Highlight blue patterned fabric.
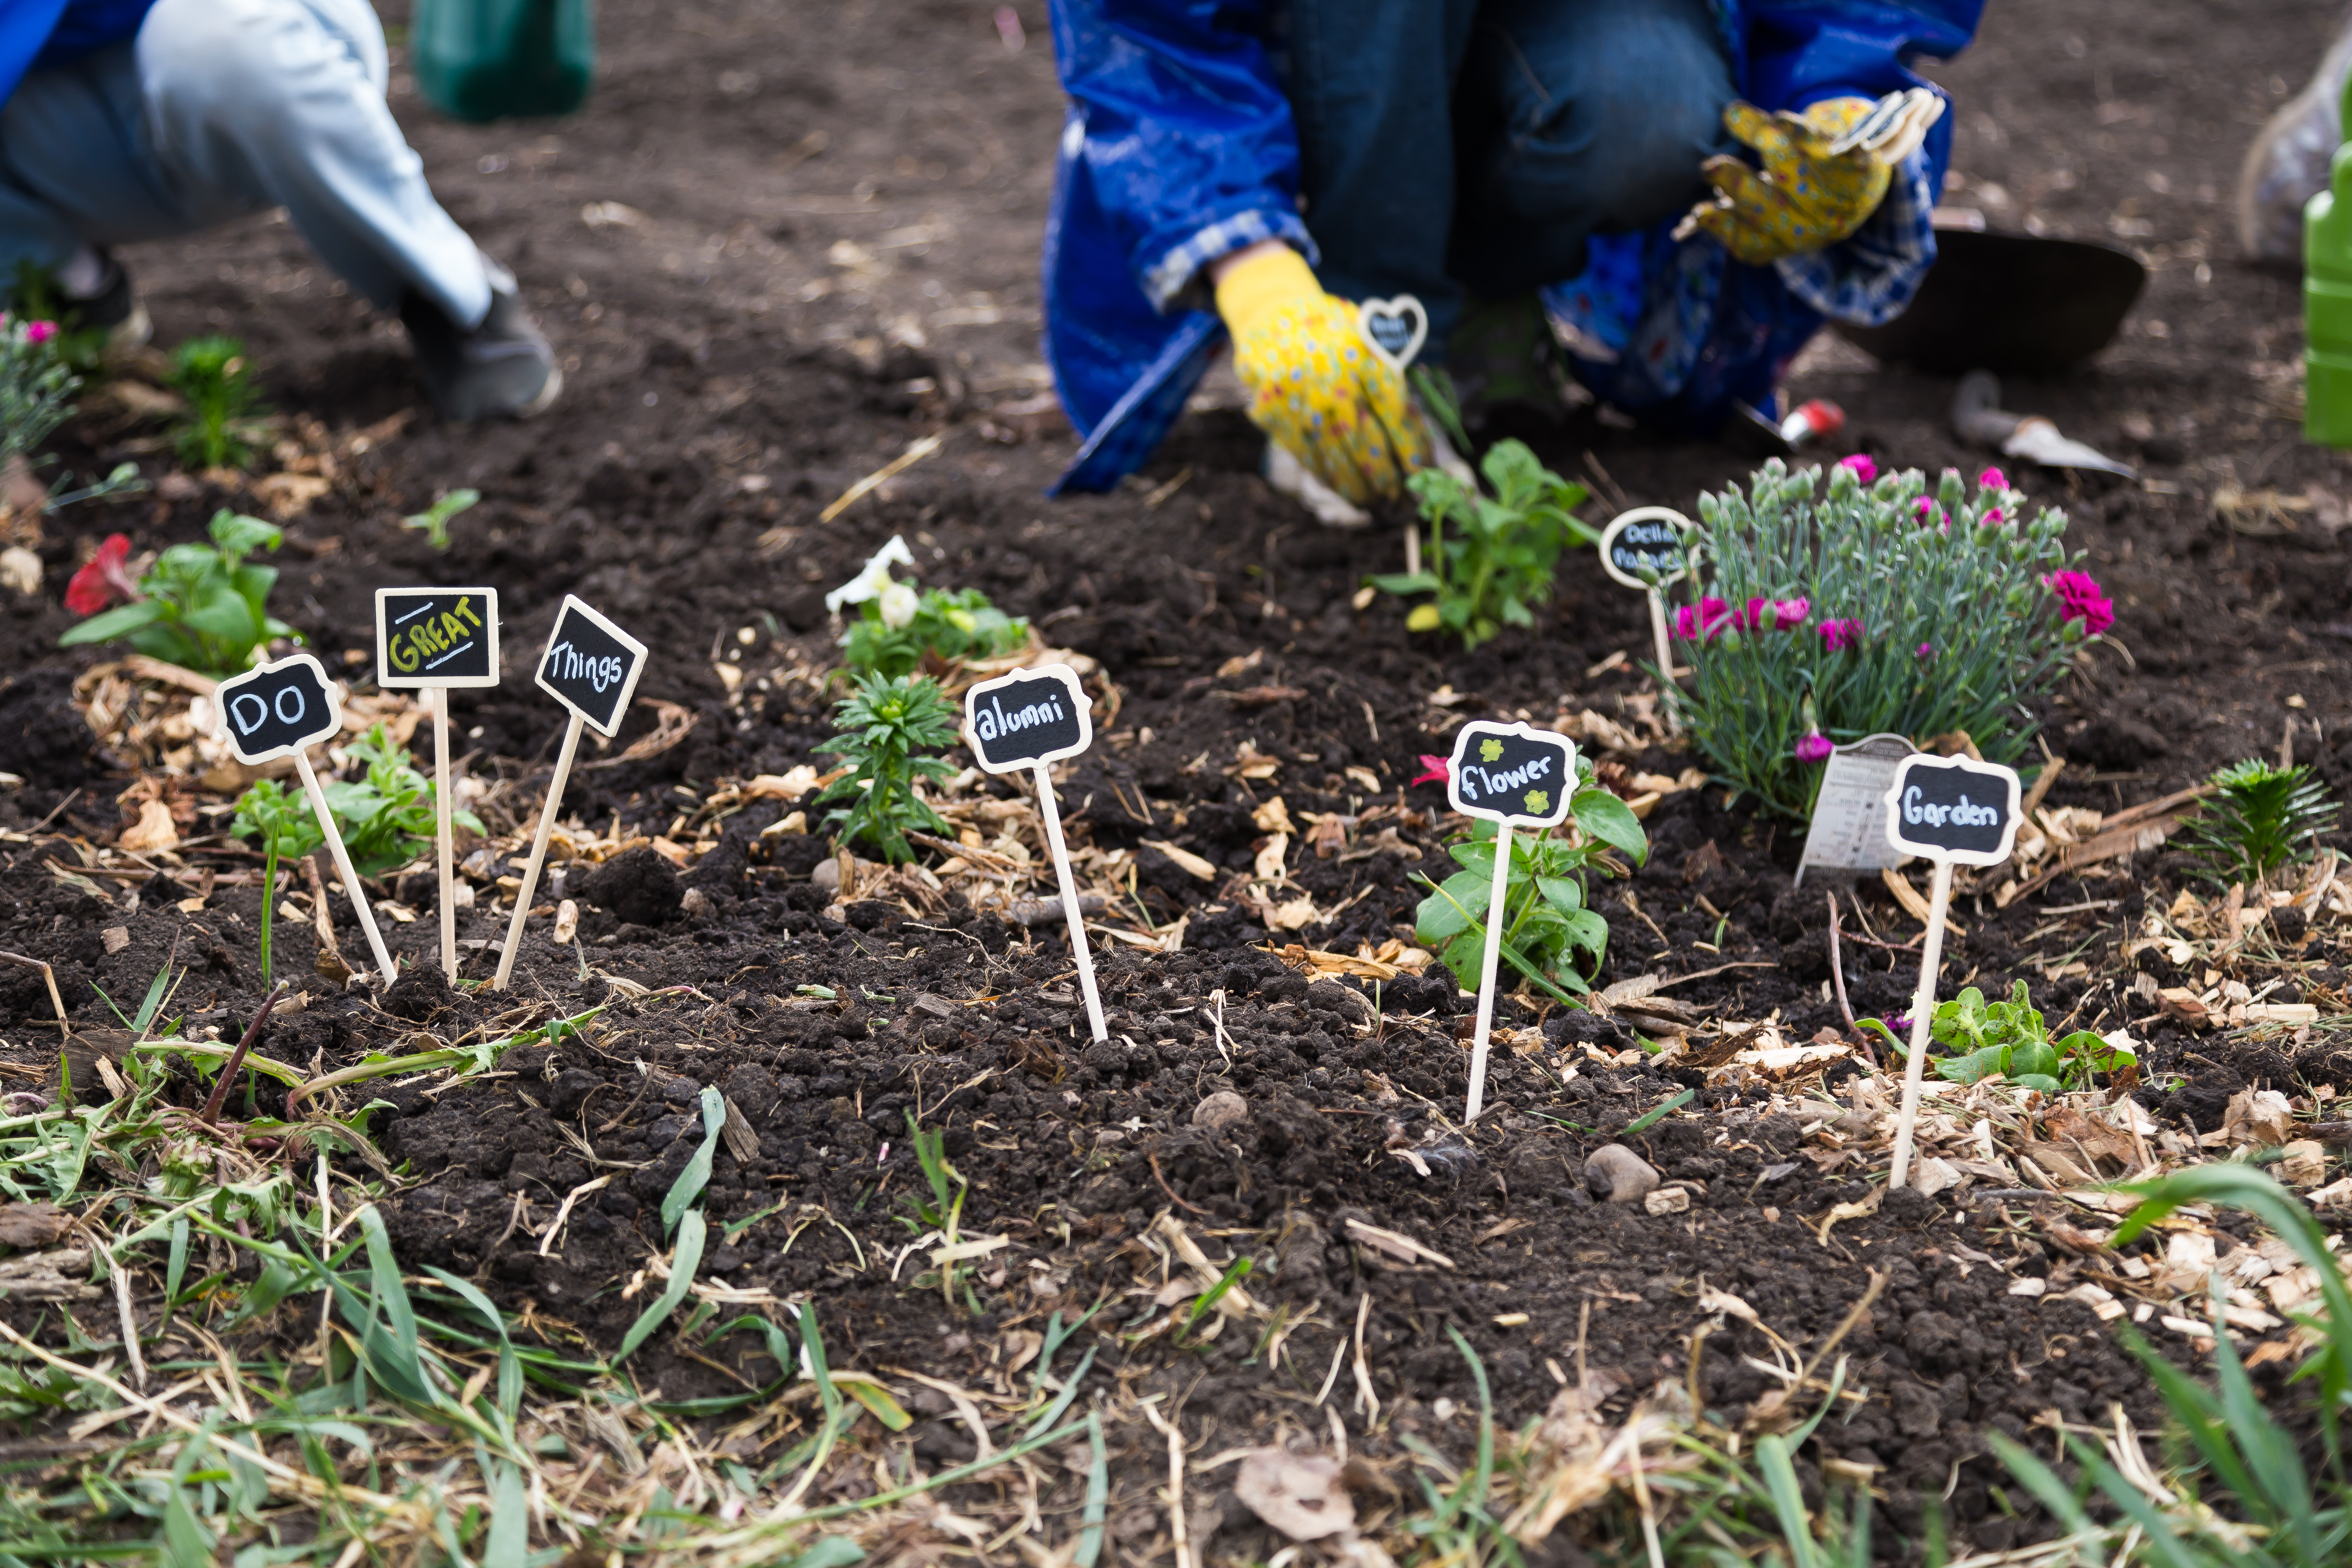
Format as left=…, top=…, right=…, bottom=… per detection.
left=1040, top=0, right=1981, bottom=489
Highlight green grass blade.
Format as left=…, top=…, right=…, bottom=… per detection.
left=2062, top=1437, right=2210, bottom=1568
left=1982, top=1432, right=2098, bottom=1537
left=661, top=1088, right=726, bottom=1236
left=1755, top=1435, right=1821, bottom=1568
left=131, top=963, right=173, bottom=1035
left=484, top=1461, right=526, bottom=1565
left=1622, top=1089, right=1696, bottom=1136
left=423, top=1267, right=524, bottom=1430
left=616, top=1210, right=706, bottom=1362
left=1023, top=1343, right=1096, bottom=1441
left=1074, top=1411, right=1108, bottom=1568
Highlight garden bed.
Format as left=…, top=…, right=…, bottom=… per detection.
left=0, top=0, right=2346, bottom=1561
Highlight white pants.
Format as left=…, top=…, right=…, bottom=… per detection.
left=0, top=0, right=490, bottom=325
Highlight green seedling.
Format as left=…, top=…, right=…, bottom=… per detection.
left=842, top=584, right=1027, bottom=680
left=1865, top=979, right=2132, bottom=1094
left=229, top=778, right=323, bottom=991
left=2180, top=756, right=2340, bottom=887
left=59, top=508, right=296, bottom=674
left=899, top=1110, right=976, bottom=1311
left=1369, top=438, right=1595, bottom=648
left=814, top=670, right=957, bottom=864
left=1396, top=1326, right=1517, bottom=1564
left=165, top=334, right=264, bottom=470
left=1175, top=1255, right=1251, bottom=1350
left=401, top=488, right=479, bottom=551
left=1413, top=757, right=1648, bottom=995
left=320, top=722, right=484, bottom=876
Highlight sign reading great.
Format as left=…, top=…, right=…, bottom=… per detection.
left=962, top=665, right=1092, bottom=773
left=534, top=595, right=647, bottom=737
left=376, top=588, right=499, bottom=688
left=214, top=653, right=342, bottom=766
left=1446, top=721, right=1576, bottom=829
left=1883, top=753, right=2021, bottom=866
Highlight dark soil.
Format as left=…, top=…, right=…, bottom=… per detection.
left=0, top=0, right=2347, bottom=1559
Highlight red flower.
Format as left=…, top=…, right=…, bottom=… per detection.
left=64, top=534, right=140, bottom=617
left=1410, top=754, right=1450, bottom=787
left=2046, top=569, right=2114, bottom=637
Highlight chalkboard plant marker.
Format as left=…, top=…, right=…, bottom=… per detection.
left=1444, top=720, right=1578, bottom=1121
left=498, top=595, right=648, bottom=992
left=1596, top=507, right=1695, bottom=734
left=212, top=653, right=399, bottom=987
left=1880, top=752, right=2021, bottom=1188
left=962, top=665, right=1106, bottom=1042
left=374, top=587, right=500, bottom=984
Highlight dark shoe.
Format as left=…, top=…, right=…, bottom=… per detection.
left=15, top=250, right=149, bottom=356
left=399, top=266, right=560, bottom=421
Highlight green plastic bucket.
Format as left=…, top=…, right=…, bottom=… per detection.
left=413, top=0, right=594, bottom=122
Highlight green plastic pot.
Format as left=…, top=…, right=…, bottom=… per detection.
left=412, top=0, right=594, bottom=122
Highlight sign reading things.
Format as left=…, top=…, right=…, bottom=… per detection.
left=376, top=587, right=499, bottom=688
left=534, top=595, right=647, bottom=738
left=1883, top=753, right=2021, bottom=866
left=1447, top=721, right=1576, bottom=829
left=963, top=665, right=1091, bottom=774
left=1598, top=507, right=1693, bottom=589
left=215, top=653, right=342, bottom=766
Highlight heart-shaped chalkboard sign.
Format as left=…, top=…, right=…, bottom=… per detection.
left=1357, top=294, right=1428, bottom=374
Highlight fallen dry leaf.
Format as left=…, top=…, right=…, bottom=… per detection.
left=1234, top=1449, right=1355, bottom=1543
left=0, top=1203, right=70, bottom=1250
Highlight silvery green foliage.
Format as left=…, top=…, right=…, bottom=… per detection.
left=0, top=317, right=76, bottom=467
left=1677, top=459, right=2089, bottom=818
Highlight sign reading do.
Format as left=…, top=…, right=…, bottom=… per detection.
left=214, top=653, right=342, bottom=766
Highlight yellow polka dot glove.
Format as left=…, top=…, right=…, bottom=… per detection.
left=1679, top=89, right=1945, bottom=266
left=1215, top=245, right=1430, bottom=505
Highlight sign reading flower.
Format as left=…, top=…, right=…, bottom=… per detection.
left=1446, top=721, right=1576, bottom=830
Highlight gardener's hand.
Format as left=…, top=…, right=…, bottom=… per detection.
left=1678, top=88, right=1945, bottom=266
left=1213, top=242, right=1429, bottom=505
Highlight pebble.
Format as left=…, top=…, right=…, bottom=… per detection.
left=1583, top=1143, right=1660, bottom=1204
left=1191, top=1090, right=1250, bottom=1131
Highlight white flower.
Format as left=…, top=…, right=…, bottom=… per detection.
left=878, top=579, right=919, bottom=629
left=824, top=534, right=917, bottom=614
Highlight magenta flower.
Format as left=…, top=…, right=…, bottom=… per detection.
left=1838, top=453, right=1877, bottom=484
left=2045, top=569, right=2114, bottom=636
left=1410, top=754, right=1450, bottom=787
left=1771, top=597, right=1810, bottom=627
left=1676, top=597, right=1736, bottom=641
left=1795, top=731, right=1834, bottom=764
left=1978, top=466, right=2009, bottom=490
left=1916, top=642, right=1934, bottom=660
left=23, top=321, right=56, bottom=345
left=1981, top=507, right=2005, bottom=526
left=1914, top=496, right=1945, bottom=529
left=1819, top=617, right=1862, bottom=652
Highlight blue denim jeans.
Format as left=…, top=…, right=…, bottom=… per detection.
left=0, top=0, right=491, bottom=325
left=1283, top=0, right=1736, bottom=354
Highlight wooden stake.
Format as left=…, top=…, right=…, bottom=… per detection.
left=495, top=713, right=582, bottom=992
left=1887, top=858, right=1955, bottom=1189
left=292, top=750, right=398, bottom=987
left=433, top=688, right=457, bottom=984
left=1464, top=820, right=1514, bottom=1122
left=1645, top=588, right=1681, bottom=735
left=1404, top=522, right=1422, bottom=579
left=1032, top=761, right=1107, bottom=1043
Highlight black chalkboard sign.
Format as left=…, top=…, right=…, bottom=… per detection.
left=533, top=595, right=647, bottom=738
left=215, top=653, right=342, bottom=766
left=1446, top=721, right=1576, bottom=828
left=1598, top=508, right=1693, bottom=589
left=963, top=665, right=1092, bottom=774
left=1882, top=753, right=2021, bottom=866
left=376, top=587, right=500, bottom=688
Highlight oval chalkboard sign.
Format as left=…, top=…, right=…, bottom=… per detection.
left=1597, top=507, right=1694, bottom=590
left=963, top=665, right=1092, bottom=774
left=376, top=587, right=499, bottom=689
left=534, top=594, right=648, bottom=738
left=1882, top=753, right=2021, bottom=866
left=215, top=653, right=343, bottom=766
left=1446, top=721, right=1577, bottom=828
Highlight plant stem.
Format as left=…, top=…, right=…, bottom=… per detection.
left=259, top=845, right=276, bottom=990
left=201, top=982, right=285, bottom=1125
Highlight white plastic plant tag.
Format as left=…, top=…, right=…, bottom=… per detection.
left=964, top=665, right=1107, bottom=1043
left=1357, top=294, right=1428, bottom=374
left=1794, top=733, right=1917, bottom=883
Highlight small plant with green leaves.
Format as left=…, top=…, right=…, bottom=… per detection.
left=1865, top=978, right=2132, bottom=1094
left=2179, top=756, right=2339, bottom=887
left=57, top=508, right=295, bottom=674
left=0, top=308, right=138, bottom=511
left=899, top=1111, right=977, bottom=1310
left=814, top=670, right=957, bottom=864
left=1677, top=457, right=2098, bottom=818
left=320, top=723, right=484, bottom=877
left=230, top=778, right=323, bottom=990
left=1412, top=754, right=1648, bottom=997
left=165, top=334, right=265, bottom=470
left=401, top=488, right=479, bottom=551
left=827, top=534, right=1029, bottom=678
left=1369, top=438, right=1595, bottom=648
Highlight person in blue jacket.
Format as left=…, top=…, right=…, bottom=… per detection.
left=1041, top=0, right=1983, bottom=502
left=0, top=0, right=558, bottom=420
